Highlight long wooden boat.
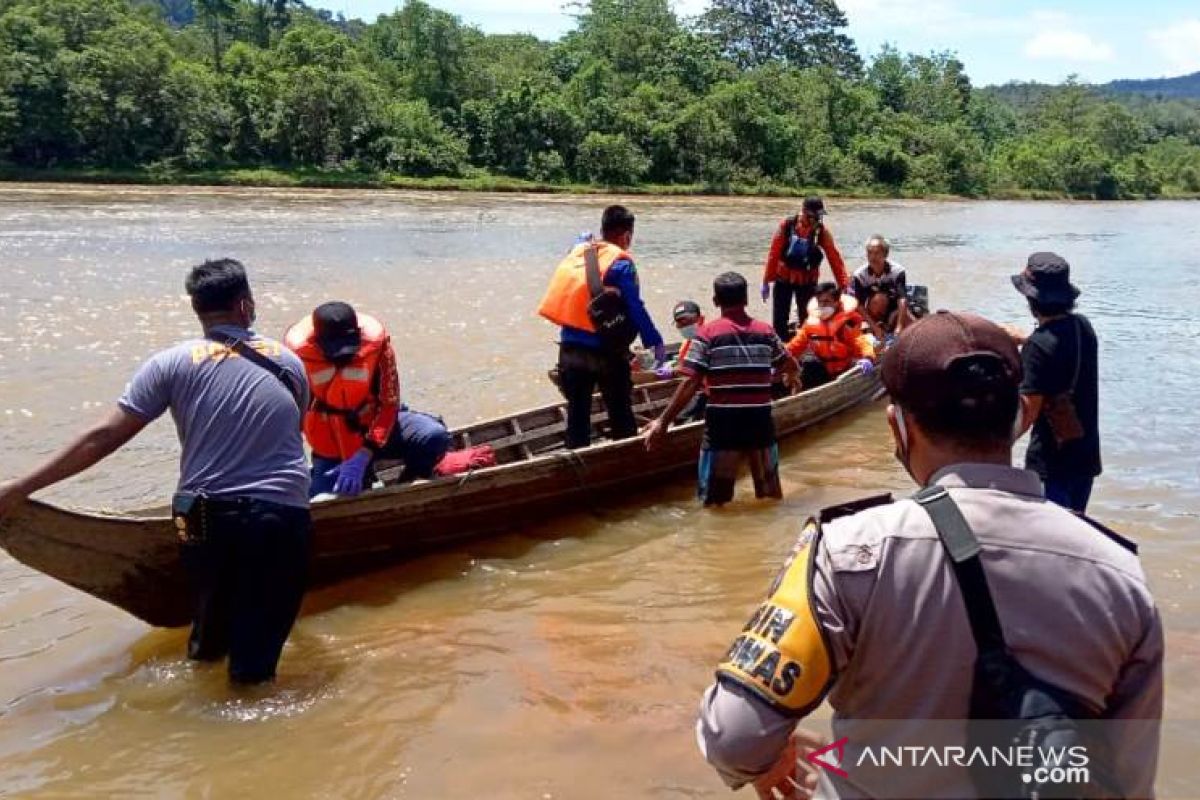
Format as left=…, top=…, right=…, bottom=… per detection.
left=0, top=367, right=882, bottom=628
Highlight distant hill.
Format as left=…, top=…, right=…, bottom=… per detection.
left=1105, top=72, right=1200, bottom=99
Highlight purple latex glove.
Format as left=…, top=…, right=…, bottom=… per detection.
left=652, top=344, right=667, bottom=365
left=327, top=448, right=372, bottom=496
left=857, top=358, right=876, bottom=376
left=654, top=364, right=675, bottom=380
left=761, top=283, right=771, bottom=302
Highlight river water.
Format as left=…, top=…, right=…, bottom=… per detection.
left=0, top=185, right=1196, bottom=797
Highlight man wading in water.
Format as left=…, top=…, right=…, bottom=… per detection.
left=0, top=259, right=312, bottom=684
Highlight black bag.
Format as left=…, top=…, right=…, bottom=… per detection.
left=1042, top=317, right=1086, bottom=447
left=781, top=215, right=824, bottom=272
left=914, top=486, right=1118, bottom=799
left=584, top=244, right=638, bottom=352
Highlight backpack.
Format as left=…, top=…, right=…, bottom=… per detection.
left=584, top=244, right=638, bottom=353
left=913, top=486, right=1120, bottom=799
left=781, top=215, right=825, bottom=272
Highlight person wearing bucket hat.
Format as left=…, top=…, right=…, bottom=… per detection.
left=696, top=311, right=1161, bottom=800
left=760, top=196, right=850, bottom=342
left=1008, top=252, right=1101, bottom=513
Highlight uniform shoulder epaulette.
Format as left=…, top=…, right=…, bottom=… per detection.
left=818, top=493, right=894, bottom=524
left=1076, top=513, right=1138, bottom=555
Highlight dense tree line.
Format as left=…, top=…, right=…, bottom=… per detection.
left=2, top=0, right=1199, bottom=198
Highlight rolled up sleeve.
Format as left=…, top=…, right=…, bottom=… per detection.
left=697, top=680, right=797, bottom=789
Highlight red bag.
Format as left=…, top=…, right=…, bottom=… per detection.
left=433, top=445, right=497, bottom=476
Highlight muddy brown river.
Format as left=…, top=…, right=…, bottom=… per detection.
left=0, top=185, right=1197, bottom=797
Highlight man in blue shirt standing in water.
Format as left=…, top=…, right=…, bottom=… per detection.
left=0, top=259, right=311, bottom=684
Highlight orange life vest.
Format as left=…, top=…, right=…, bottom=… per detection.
left=799, top=309, right=864, bottom=376
left=537, top=241, right=631, bottom=332
left=284, top=312, right=390, bottom=460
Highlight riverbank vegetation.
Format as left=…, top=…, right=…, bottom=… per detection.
left=2, top=0, right=1200, bottom=200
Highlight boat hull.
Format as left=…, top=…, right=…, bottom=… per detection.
left=0, top=368, right=881, bottom=627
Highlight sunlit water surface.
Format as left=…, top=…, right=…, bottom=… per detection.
left=0, top=185, right=1197, bottom=797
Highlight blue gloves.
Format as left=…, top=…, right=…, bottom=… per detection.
left=652, top=343, right=667, bottom=365
left=761, top=283, right=771, bottom=302
left=857, top=359, right=876, bottom=376
left=654, top=364, right=675, bottom=380
left=327, top=448, right=372, bottom=496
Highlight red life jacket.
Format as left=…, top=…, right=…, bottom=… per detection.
left=284, top=312, right=390, bottom=460
left=799, top=310, right=863, bottom=376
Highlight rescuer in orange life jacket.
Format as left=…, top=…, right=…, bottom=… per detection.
left=785, top=281, right=876, bottom=389
left=538, top=205, right=666, bottom=449
left=285, top=302, right=452, bottom=496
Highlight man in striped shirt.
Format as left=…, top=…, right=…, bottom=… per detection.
left=643, top=272, right=798, bottom=506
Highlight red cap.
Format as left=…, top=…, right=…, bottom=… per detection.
left=882, top=311, right=1022, bottom=412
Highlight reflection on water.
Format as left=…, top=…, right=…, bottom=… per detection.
left=0, top=185, right=1197, bottom=797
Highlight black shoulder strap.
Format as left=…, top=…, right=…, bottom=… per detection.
left=913, top=485, right=1007, bottom=654
left=214, top=334, right=304, bottom=411
left=1076, top=513, right=1138, bottom=555
left=783, top=215, right=797, bottom=237
left=583, top=243, right=605, bottom=299
left=819, top=493, right=893, bottom=524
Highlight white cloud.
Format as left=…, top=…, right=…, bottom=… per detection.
left=1148, top=19, right=1200, bottom=75
left=1024, top=30, right=1115, bottom=62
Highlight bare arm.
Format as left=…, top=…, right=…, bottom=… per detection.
left=0, top=408, right=148, bottom=517
left=1017, top=393, right=1044, bottom=437
left=643, top=373, right=703, bottom=451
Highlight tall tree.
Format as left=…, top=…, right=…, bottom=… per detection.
left=251, top=0, right=294, bottom=48
left=701, top=0, right=861, bottom=76
left=195, top=0, right=236, bottom=73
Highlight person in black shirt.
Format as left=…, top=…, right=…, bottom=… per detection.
left=1008, top=252, right=1101, bottom=512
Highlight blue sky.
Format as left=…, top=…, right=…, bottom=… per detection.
left=326, top=0, right=1200, bottom=86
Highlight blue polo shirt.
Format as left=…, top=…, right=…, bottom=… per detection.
left=118, top=324, right=311, bottom=508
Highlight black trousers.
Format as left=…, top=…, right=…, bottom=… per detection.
left=557, top=343, right=636, bottom=449
left=800, top=355, right=833, bottom=389
left=772, top=280, right=815, bottom=341
left=179, top=498, right=311, bottom=684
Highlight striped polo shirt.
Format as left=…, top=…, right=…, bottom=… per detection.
left=680, top=310, right=788, bottom=450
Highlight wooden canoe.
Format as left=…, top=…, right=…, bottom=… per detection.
left=0, top=367, right=882, bottom=628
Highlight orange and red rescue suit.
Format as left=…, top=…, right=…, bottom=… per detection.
left=785, top=299, right=875, bottom=377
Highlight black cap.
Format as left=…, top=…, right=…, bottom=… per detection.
left=313, top=302, right=361, bottom=361
left=802, top=196, right=826, bottom=217
left=882, top=311, right=1022, bottom=414
left=672, top=300, right=702, bottom=322
left=1011, top=252, right=1080, bottom=305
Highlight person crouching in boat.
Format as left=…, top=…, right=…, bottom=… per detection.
left=785, top=282, right=876, bottom=389
left=284, top=302, right=451, bottom=496
left=852, top=234, right=912, bottom=343
left=0, top=259, right=312, bottom=685
left=659, top=300, right=707, bottom=422
left=643, top=273, right=798, bottom=506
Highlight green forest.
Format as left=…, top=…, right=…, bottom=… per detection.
left=2, top=0, right=1200, bottom=198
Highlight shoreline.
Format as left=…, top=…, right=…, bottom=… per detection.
left=4, top=167, right=1197, bottom=202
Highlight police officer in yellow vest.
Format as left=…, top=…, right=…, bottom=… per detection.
left=538, top=205, right=665, bottom=448
left=697, top=312, right=1162, bottom=799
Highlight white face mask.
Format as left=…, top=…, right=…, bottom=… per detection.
left=679, top=323, right=699, bottom=340
left=818, top=305, right=836, bottom=321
